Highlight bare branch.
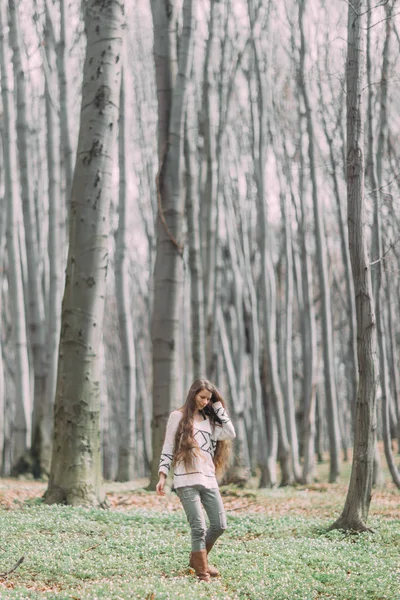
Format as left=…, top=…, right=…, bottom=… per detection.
left=364, top=10, right=400, bottom=28
left=370, top=238, right=400, bottom=266
left=366, top=171, right=400, bottom=194
left=81, top=543, right=102, bottom=554
left=0, top=556, right=25, bottom=578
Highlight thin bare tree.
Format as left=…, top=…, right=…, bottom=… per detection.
left=115, top=66, right=137, bottom=482
left=0, top=0, right=31, bottom=467
left=331, top=0, right=379, bottom=531
left=299, top=0, right=341, bottom=482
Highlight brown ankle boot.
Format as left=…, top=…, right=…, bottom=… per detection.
left=205, top=541, right=220, bottom=577
left=190, top=550, right=219, bottom=577
left=189, top=550, right=211, bottom=582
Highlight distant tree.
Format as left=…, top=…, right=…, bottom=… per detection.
left=299, top=0, right=341, bottom=483
left=331, top=0, right=378, bottom=531
left=0, top=0, right=31, bottom=468
left=115, top=66, right=137, bottom=482
left=184, top=83, right=206, bottom=378
left=149, top=0, right=194, bottom=489
left=45, top=0, right=125, bottom=506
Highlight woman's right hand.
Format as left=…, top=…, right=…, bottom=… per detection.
left=156, top=474, right=167, bottom=496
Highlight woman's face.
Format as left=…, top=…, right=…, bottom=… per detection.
left=194, top=388, right=212, bottom=412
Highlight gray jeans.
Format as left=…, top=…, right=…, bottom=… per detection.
left=176, top=485, right=227, bottom=552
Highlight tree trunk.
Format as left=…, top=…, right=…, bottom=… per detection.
left=386, top=276, right=400, bottom=452
left=241, top=182, right=271, bottom=486
left=115, top=67, right=137, bottom=482
left=330, top=0, right=379, bottom=531
left=149, top=0, right=194, bottom=489
left=39, top=7, right=64, bottom=480
left=115, top=71, right=136, bottom=481
left=45, top=0, right=124, bottom=506
left=278, top=149, right=301, bottom=482
left=372, top=0, right=400, bottom=488
left=366, top=8, right=386, bottom=488
left=184, top=85, right=206, bottom=378
left=58, top=0, right=74, bottom=204
left=217, top=304, right=251, bottom=484
left=249, top=1, right=293, bottom=486
left=0, top=0, right=31, bottom=467
left=293, top=124, right=318, bottom=483
left=201, top=0, right=223, bottom=365
left=319, top=86, right=358, bottom=429
left=299, top=0, right=341, bottom=483
left=0, top=202, right=5, bottom=472
left=25, top=2, right=64, bottom=477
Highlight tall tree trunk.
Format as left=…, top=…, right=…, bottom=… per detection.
left=223, top=191, right=251, bottom=484
left=0, top=0, right=31, bottom=467
left=149, top=0, right=194, bottom=489
left=278, top=149, right=301, bottom=482
left=386, top=276, right=400, bottom=452
left=370, top=0, right=400, bottom=488
left=184, top=85, right=206, bottom=378
left=295, top=111, right=318, bottom=483
left=115, top=67, right=136, bottom=482
left=0, top=206, right=5, bottom=474
left=40, top=6, right=64, bottom=479
left=201, top=0, right=223, bottom=365
left=45, top=0, right=124, bottom=506
left=10, top=0, right=50, bottom=477
left=366, top=9, right=386, bottom=488
left=249, top=0, right=293, bottom=485
left=331, top=0, right=378, bottom=530
left=319, top=86, right=358, bottom=428
left=58, top=0, right=74, bottom=204
left=241, top=182, right=270, bottom=486
left=299, top=0, right=341, bottom=482
left=217, top=304, right=251, bottom=483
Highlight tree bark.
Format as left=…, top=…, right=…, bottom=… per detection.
left=366, top=8, right=386, bottom=488
left=299, top=0, right=341, bottom=483
left=0, top=0, right=31, bottom=467
left=115, top=67, right=137, bottom=482
left=45, top=0, right=125, bottom=506
left=278, top=145, right=301, bottom=482
left=38, top=6, right=65, bottom=480
left=201, top=0, right=223, bottom=366
left=318, top=83, right=358, bottom=429
left=248, top=0, right=293, bottom=486
left=330, top=0, right=379, bottom=531
left=58, top=0, right=74, bottom=204
left=149, top=0, right=194, bottom=489
left=0, top=202, right=5, bottom=472
left=184, top=85, right=206, bottom=378
left=370, top=0, right=400, bottom=488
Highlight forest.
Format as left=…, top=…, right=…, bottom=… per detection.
left=0, top=0, right=399, bottom=520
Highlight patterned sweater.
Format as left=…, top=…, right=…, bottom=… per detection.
left=158, top=402, right=236, bottom=489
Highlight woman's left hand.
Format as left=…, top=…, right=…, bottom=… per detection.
left=156, top=474, right=166, bottom=496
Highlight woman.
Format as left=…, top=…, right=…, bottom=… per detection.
left=156, top=379, right=236, bottom=582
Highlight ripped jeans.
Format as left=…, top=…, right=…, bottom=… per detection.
left=176, top=485, right=227, bottom=552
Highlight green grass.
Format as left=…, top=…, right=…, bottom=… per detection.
left=0, top=503, right=399, bottom=599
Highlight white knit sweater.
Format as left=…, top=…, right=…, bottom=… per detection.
left=158, top=402, right=236, bottom=489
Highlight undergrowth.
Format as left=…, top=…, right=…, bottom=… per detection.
left=0, top=502, right=399, bottom=599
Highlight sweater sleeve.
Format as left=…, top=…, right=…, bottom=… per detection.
left=158, top=411, right=182, bottom=476
left=211, top=402, right=236, bottom=441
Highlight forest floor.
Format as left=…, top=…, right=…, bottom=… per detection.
left=0, top=459, right=399, bottom=599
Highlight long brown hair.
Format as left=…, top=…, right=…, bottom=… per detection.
left=173, top=379, right=232, bottom=478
